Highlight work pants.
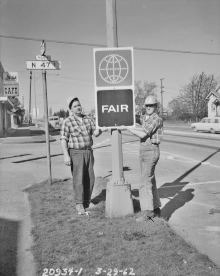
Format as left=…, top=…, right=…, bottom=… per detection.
left=139, top=147, right=161, bottom=211
left=69, top=149, right=95, bottom=205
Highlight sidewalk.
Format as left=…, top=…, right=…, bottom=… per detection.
left=0, top=124, right=57, bottom=144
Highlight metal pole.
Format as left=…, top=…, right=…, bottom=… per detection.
left=160, top=78, right=164, bottom=117
left=106, top=0, right=124, bottom=184
left=34, top=76, right=38, bottom=127
left=105, top=0, right=134, bottom=218
left=29, top=71, right=32, bottom=124
left=42, top=70, right=52, bottom=185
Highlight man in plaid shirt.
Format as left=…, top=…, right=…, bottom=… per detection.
left=60, top=97, right=107, bottom=215
left=122, top=95, right=163, bottom=221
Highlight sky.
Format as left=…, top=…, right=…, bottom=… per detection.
left=0, top=0, right=220, bottom=117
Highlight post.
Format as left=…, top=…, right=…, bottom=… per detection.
left=42, top=70, right=52, bottom=185
left=105, top=0, right=134, bottom=217
left=29, top=71, right=32, bottom=124
left=106, top=0, right=123, bottom=183
left=160, top=78, right=164, bottom=117
left=34, top=75, right=38, bottom=127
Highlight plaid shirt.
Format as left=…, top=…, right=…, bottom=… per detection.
left=141, top=113, right=163, bottom=144
left=60, top=114, right=96, bottom=149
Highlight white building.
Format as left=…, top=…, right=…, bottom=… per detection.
left=205, top=88, right=220, bottom=118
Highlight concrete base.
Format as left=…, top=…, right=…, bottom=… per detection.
left=105, top=181, right=134, bottom=218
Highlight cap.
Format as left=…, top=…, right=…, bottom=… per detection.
left=67, top=97, right=79, bottom=109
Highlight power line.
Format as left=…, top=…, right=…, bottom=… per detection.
left=1, top=34, right=220, bottom=56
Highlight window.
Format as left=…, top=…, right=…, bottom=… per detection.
left=211, top=103, right=215, bottom=112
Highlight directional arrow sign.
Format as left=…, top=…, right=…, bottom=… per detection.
left=26, top=61, right=61, bottom=70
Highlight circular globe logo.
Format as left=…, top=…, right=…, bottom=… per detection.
left=99, top=54, right=129, bottom=84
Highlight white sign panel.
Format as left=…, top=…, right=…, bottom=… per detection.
left=36, top=55, right=51, bottom=61
left=93, top=47, right=135, bottom=128
left=3, top=72, right=19, bottom=96
left=26, top=61, right=61, bottom=70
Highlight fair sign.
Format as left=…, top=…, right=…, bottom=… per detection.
left=93, top=47, right=135, bottom=128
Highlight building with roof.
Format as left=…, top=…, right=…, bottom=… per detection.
left=0, top=62, right=14, bottom=137
left=205, top=87, right=220, bottom=118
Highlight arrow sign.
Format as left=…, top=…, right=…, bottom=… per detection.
left=26, top=61, right=61, bottom=70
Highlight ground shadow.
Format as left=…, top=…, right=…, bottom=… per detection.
left=131, top=189, right=141, bottom=213
left=159, top=149, right=220, bottom=221
left=91, top=189, right=106, bottom=205
left=0, top=218, right=20, bottom=276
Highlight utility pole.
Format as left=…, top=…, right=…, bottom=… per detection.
left=160, top=78, right=164, bottom=118
left=29, top=71, right=32, bottom=124
left=34, top=75, right=38, bottom=127
left=42, top=69, right=52, bottom=186
left=105, top=0, right=134, bottom=218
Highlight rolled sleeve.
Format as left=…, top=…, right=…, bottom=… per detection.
left=90, top=118, right=97, bottom=135
left=60, top=120, right=70, bottom=141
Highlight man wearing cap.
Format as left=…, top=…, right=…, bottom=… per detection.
left=60, top=97, right=107, bottom=215
left=121, top=95, right=163, bottom=221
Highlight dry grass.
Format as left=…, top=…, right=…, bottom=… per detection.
left=24, top=178, right=220, bottom=276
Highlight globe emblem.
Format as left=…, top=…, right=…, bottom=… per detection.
left=99, top=54, right=129, bottom=84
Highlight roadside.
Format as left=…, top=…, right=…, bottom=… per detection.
left=0, top=123, right=56, bottom=144
left=0, top=123, right=220, bottom=275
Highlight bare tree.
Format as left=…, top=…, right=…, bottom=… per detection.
left=168, top=72, right=219, bottom=121
left=135, top=80, right=158, bottom=114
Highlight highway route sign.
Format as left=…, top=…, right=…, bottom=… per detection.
left=26, top=60, right=61, bottom=70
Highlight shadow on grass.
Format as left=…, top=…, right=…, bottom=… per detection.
left=0, top=218, right=20, bottom=276
left=159, top=149, right=220, bottom=221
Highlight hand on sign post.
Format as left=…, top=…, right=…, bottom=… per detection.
left=117, top=125, right=127, bottom=131
left=101, top=127, right=108, bottom=132
left=64, top=155, right=71, bottom=166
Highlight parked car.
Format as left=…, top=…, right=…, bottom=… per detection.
left=48, top=116, right=61, bottom=130
left=191, top=117, right=220, bottom=134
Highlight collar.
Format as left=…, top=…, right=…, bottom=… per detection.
left=143, top=112, right=158, bottom=122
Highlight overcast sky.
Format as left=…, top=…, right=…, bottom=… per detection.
left=1, top=0, right=220, bottom=116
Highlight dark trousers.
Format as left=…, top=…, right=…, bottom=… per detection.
left=69, top=149, right=95, bottom=204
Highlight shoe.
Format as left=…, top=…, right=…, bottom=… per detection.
left=75, top=204, right=91, bottom=216
left=75, top=203, right=85, bottom=214
left=83, top=201, right=90, bottom=209
left=154, top=207, right=161, bottom=217
left=136, top=210, right=154, bottom=222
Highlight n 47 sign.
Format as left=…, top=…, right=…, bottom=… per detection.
left=26, top=60, right=61, bottom=70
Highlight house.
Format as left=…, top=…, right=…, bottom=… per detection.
left=163, top=108, right=173, bottom=116
left=205, top=87, right=220, bottom=117
left=0, top=62, right=14, bottom=137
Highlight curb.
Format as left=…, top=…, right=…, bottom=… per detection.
left=0, top=136, right=57, bottom=144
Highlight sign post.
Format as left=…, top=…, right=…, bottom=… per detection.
left=93, top=0, right=135, bottom=217
left=26, top=40, right=61, bottom=185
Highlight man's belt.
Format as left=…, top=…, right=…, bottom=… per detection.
left=70, top=147, right=91, bottom=150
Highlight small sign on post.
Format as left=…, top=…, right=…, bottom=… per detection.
left=93, top=47, right=135, bottom=128
left=26, top=40, right=61, bottom=185
left=3, top=72, right=19, bottom=96
left=94, top=46, right=135, bottom=217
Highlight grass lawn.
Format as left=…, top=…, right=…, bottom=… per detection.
left=24, top=178, right=220, bottom=276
